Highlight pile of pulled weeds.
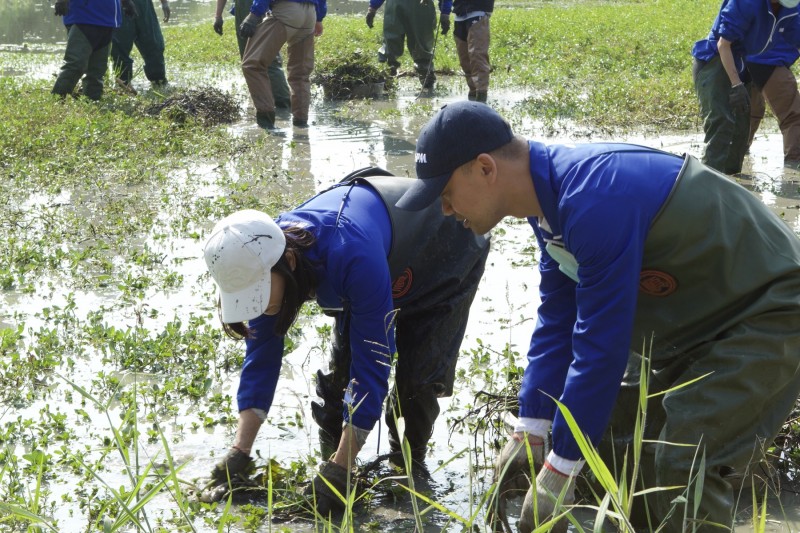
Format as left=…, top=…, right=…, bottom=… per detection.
left=313, top=51, right=388, bottom=100
left=145, top=87, right=240, bottom=125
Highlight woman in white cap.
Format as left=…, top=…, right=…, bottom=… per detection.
left=201, top=167, right=490, bottom=513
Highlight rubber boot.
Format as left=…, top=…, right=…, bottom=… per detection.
left=256, top=110, right=275, bottom=130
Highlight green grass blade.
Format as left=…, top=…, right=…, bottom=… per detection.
left=0, top=503, right=59, bottom=532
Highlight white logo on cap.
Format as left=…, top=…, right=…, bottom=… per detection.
left=415, top=152, right=427, bottom=163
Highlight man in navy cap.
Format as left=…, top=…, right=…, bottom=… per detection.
left=398, top=101, right=800, bottom=532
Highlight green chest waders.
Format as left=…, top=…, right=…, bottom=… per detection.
left=633, top=155, right=800, bottom=361
left=604, top=156, right=800, bottom=530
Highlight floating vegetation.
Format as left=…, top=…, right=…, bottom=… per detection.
left=144, top=87, right=240, bottom=125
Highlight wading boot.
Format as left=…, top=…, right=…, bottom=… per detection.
left=419, top=71, right=436, bottom=89
left=475, top=90, right=487, bottom=103
left=256, top=110, right=275, bottom=130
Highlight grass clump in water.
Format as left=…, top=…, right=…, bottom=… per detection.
left=144, top=87, right=241, bottom=126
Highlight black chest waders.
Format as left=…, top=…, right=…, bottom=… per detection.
left=331, top=168, right=490, bottom=304
left=312, top=168, right=491, bottom=463
left=601, top=155, right=800, bottom=530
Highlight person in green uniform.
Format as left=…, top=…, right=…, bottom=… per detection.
left=365, top=0, right=451, bottom=88
left=111, top=0, right=171, bottom=89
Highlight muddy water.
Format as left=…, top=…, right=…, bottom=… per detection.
left=3, top=3, right=800, bottom=532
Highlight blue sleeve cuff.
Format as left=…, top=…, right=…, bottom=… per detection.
left=236, top=314, right=284, bottom=413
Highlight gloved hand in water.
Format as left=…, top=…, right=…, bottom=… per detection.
left=494, top=434, right=544, bottom=496
left=307, top=461, right=357, bottom=515
left=488, top=434, right=545, bottom=531
left=518, top=462, right=576, bottom=533
left=198, top=448, right=255, bottom=503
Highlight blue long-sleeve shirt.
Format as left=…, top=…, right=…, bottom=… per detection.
left=519, top=141, right=682, bottom=461
left=63, top=0, right=123, bottom=28
left=692, top=0, right=800, bottom=73
left=251, top=0, right=327, bottom=21
left=746, top=29, right=800, bottom=66
left=236, top=185, right=395, bottom=432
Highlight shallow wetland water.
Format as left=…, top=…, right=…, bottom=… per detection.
left=2, top=1, right=800, bottom=531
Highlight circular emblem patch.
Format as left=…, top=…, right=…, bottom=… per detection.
left=639, top=270, right=678, bottom=297
left=392, top=268, right=413, bottom=299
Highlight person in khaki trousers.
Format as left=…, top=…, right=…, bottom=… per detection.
left=745, top=34, right=800, bottom=166
left=213, top=0, right=292, bottom=110
left=452, top=0, right=493, bottom=103
left=239, top=0, right=326, bottom=129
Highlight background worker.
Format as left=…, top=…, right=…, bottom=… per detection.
left=213, top=0, right=291, bottom=110
left=239, top=0, right=325, bottom=129
left=691, top=0, right=800, bottom=174
left=200, top=168, right=490, bottom=513
left=452, top=0, right=493, bottom=102
left=52, top=0, right=134, bottom=100
left=365, top=0, right=452, bottom=89
left=745, top=32, right=800, bottom=166
left=397, top=101, right=800, bottom=532
left=111, top=0, right=171, bottom=91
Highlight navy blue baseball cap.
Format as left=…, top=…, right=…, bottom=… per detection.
left=396, top=100, right=514, bottom=211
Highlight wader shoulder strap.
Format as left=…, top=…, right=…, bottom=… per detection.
left=355, top=174, right=445, bottom=281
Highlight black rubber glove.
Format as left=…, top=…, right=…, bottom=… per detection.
left=121, top=0, right=138, bottom=19
left=198, top=448, right=256, bottom=503
left=729, top=83, right=750, bottom=114
left=439, top=13, right=450, bottom=35
left=239, top=12, right=262, bottom=39
left=54, top=0, right=68, bottom=16
left=209, top=448, right=255, bottom=484
left=161, top=0, right=171, bottom=23
left=213, top=16, right=224, bottom=35
left=365, top=8, right=376, bottom=28
left=308, top=461, right=354, bottom=515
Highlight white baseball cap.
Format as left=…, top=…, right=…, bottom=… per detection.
left=204, top=209, right=287, bottom=323
left=780, top=0, right=800, bottom=8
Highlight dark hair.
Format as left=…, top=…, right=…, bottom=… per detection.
left=221, top=225, right=318, bottom=340
left=490, top=135, right=528, bottom=160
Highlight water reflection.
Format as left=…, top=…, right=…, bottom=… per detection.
left=1, top=0, right=366, bottom=47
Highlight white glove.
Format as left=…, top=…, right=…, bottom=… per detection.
left=518, top=462, right=576, bottom=533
